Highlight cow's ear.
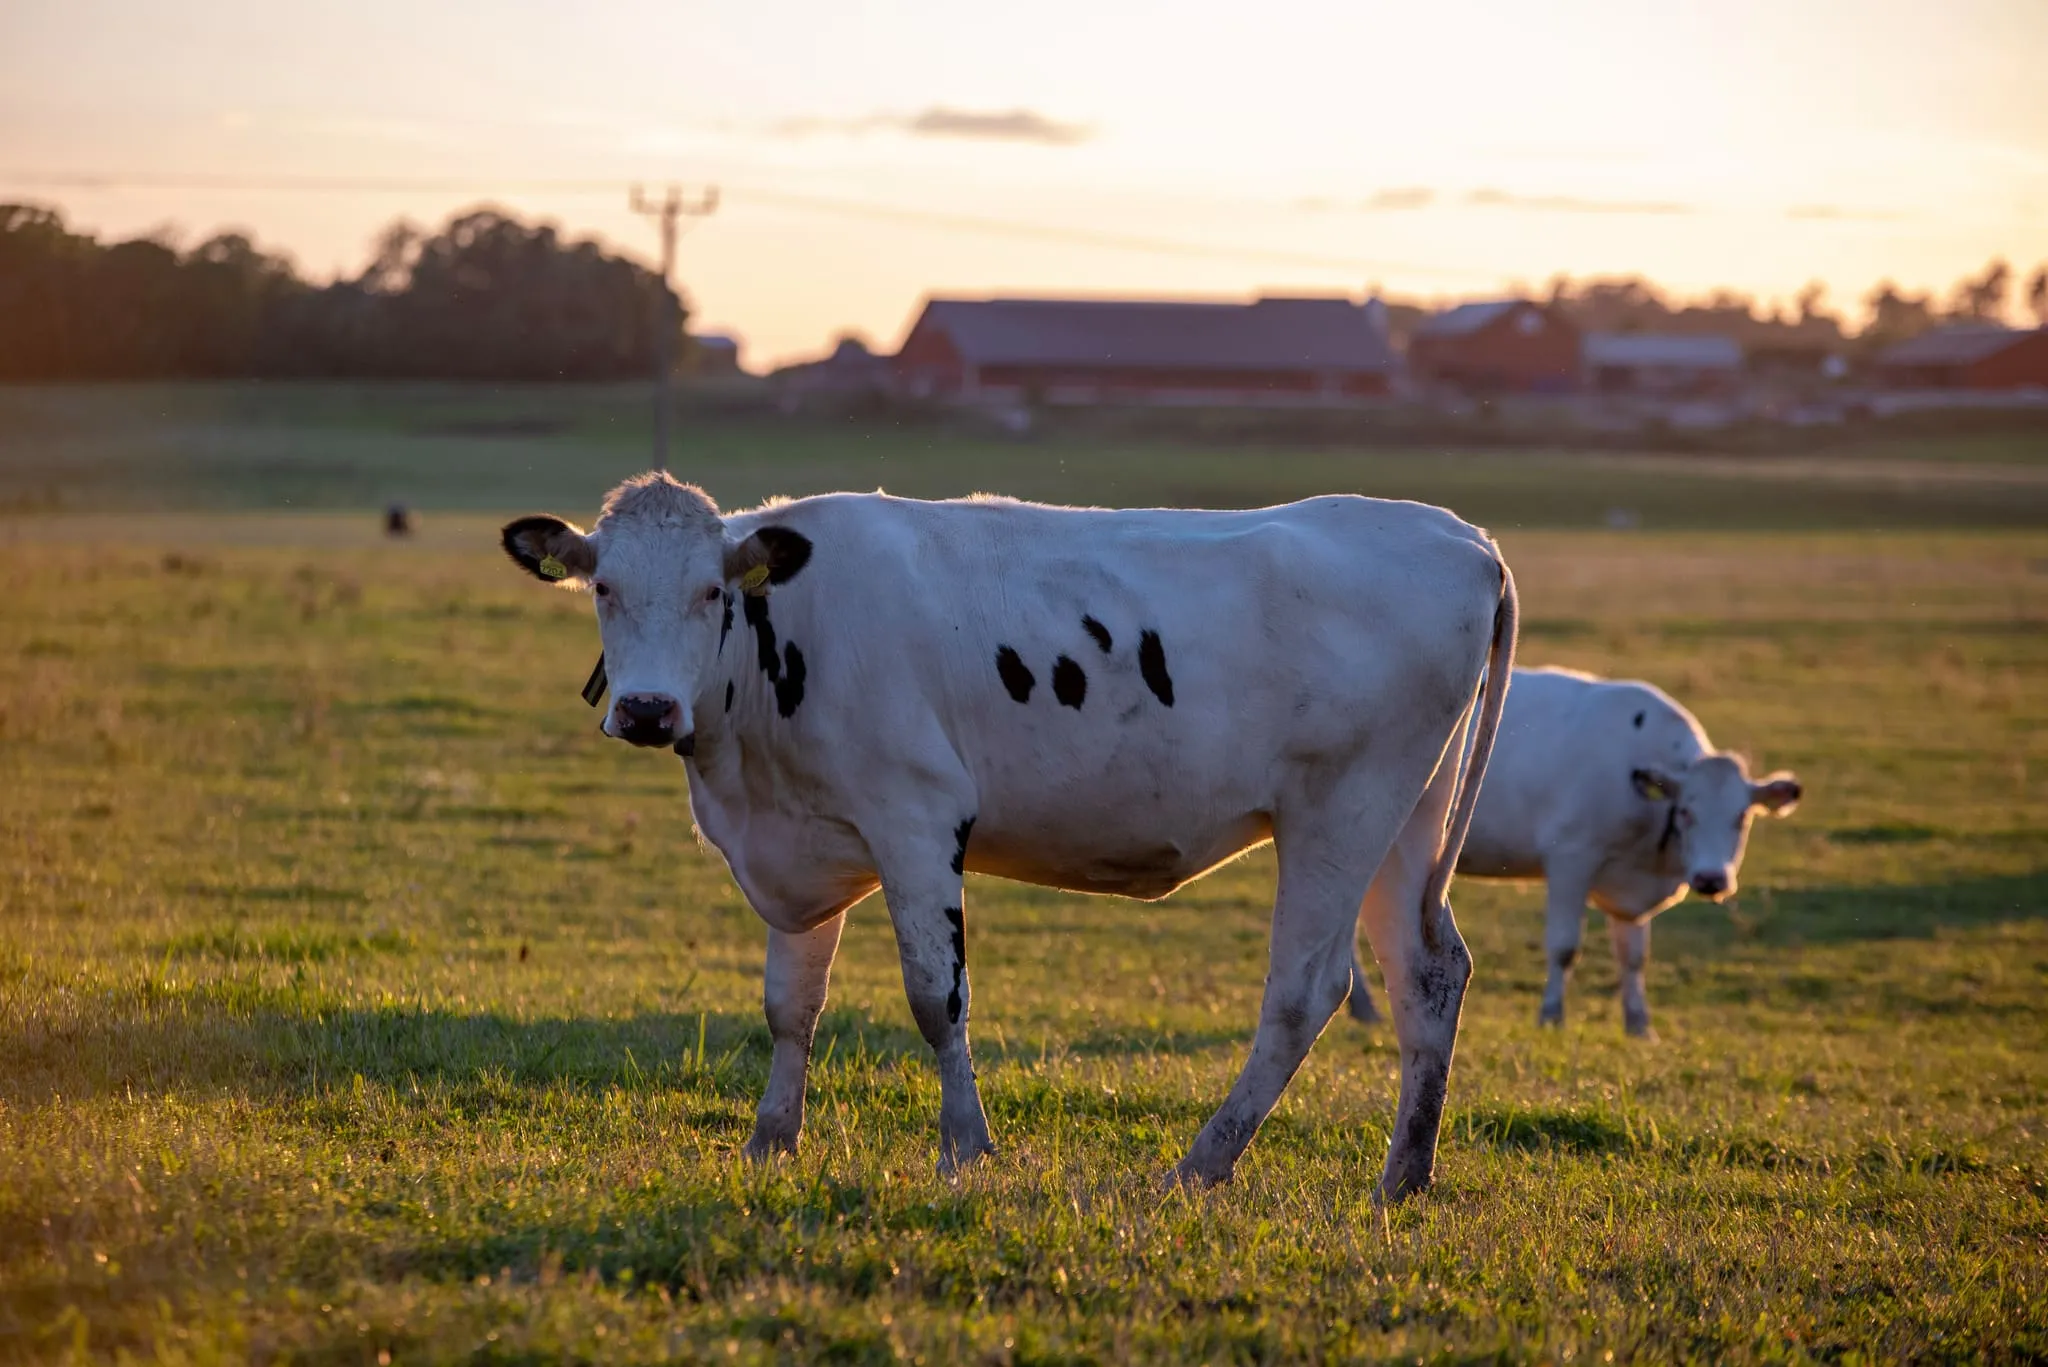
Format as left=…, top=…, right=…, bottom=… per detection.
left=723, top=525, right=813, bottom=595
left=501, top=515, right=595, bottom=587
left=1751, top=772, right=1802, bottom=817
left=1632, top=767, right=1679, bottom=803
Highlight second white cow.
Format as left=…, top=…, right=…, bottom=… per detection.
left=1348, top=667, right=1801, bottom=1037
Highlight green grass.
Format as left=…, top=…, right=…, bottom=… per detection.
left=4, top=380, right=2048, bottom=529
left=2, top=507, right=2044, bottom=1363
left=3, top=381, right=2047, bottom=1360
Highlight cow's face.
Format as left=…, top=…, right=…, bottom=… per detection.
left=500, top=475, right=809, bottom=753
left=1632, top=755, right=1801, bottom=901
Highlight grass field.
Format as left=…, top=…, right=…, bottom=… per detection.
left=2, top=383, right=2046, bottom=1363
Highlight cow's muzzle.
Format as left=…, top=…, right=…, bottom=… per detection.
left=1690, top=870, right=1733, bottom=900
left=611, top=693, right=682, bottom=749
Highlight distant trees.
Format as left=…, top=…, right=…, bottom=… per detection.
left=0, top=203, right=683, bottom=381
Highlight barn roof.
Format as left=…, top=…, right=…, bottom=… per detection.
left=1412, top=300, right=1526, bottom=338
left=908, top=296, right=1397, bottom=372
left=1583, top=332, right=1744, bottom=369
left=1877, top=324, right=2034, bottom=368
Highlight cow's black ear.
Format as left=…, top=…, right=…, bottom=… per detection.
left=502, top=515, right=594, bottom=586
left=1632, top=768, right=1678, bottom=803
left=724, top=525, right=812, bottom=593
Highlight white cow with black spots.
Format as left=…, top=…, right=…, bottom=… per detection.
left=501, top=473, right=1518, bottom=1200
left=1346, top=666, right=1802, bottom=1037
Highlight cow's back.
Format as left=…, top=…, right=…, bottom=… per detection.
left=707, top=492, right=1506, bottom=901
left=1458, top=667, right=1709, bottom=878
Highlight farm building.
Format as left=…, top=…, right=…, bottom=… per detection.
left=892, top=296, right=1399, bottom=406
left=1583, top=332, right=1745, bottom=397
left=769, top=336, right=894, bottom=412
left=1407, top=299, right=1580, bottom=395
left=1874, top=325, right=2048, bottom=390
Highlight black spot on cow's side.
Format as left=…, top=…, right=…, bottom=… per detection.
left=1633, top=711, right=1645, bottom=729
left=943, top=905, right=966, bottom=1023
left=1081, top=615, right=1113, bottom=653
left=995, top=646, right=1034, bottom=703
left=743, top=593, right=779, bottom=682
left=724, top=680, right=735, bottom=713
left=719, top=595, right=733, bottom=655
left=752, top=526, right=814, bottom=585
left=951, top=817, right=976, bottom=876
left=775, top=643, right=806, bottom=718
left=1137, top=630, right=1175, bottom=707
left=1051, top=655, right=1087, bottom=709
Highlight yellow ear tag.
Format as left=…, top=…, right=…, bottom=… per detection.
left=537, top=554, right=568, bottom=580
left=739, top=564, right=771, bottom=595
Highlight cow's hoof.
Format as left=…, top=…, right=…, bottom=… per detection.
left=1537, top=1008, right=1565, bottom=1028
left=1624, top=1018, right=1658, bottom=1041
left=936, top=1136, right=997, bottom=1178
left=1346, top=991, right=1382, bottom=1026
left=742, top=1127, right=799, bottom=1162
left=1167, top=1158, right=1234, bottom=1191
left=1375, top=1163, right=1434, bottom=1205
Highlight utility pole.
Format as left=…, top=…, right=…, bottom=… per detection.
left=629, top=183, right=718, bottom=470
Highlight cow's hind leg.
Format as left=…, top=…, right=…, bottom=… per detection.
left=1357, top=733, right=1474, bottom=1202
left=745, top=913, right=847, bottom=1159
left=1173, top=769, right=1431, bottom=1188
left=871, top=825, right=996, bottom=1175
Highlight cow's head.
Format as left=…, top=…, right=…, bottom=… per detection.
left=1631, top=754, right=1801, bottom=901
left=500, top=474, right=810, bottom=752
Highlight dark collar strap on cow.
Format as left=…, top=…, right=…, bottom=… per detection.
left=1657, top=801, right=1680, bottom=853
left=581, top=655, right=608, bottom=708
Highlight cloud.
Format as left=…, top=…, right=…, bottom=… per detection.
left=1786, top=204, right=1906, bottom=222
left=1465, top=187, right=1692, bottom=215
left=767, top=107, right=1092, bottom=147
left=1361, top=186, right=1435, bottom=211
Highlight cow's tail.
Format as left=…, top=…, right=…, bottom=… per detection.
left=1421, top=544, right=1518, bottom=940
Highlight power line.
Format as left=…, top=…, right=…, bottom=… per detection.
left=0, top=168, right=1502, bottom=282
left=628, top=184, right=718, bottom=471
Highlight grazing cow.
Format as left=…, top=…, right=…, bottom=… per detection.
left=501, top=474, right=1517, bottom=1200
left=1346, top=666, right=1801, bottom=1037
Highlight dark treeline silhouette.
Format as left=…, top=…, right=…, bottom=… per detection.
left=0, top=203, right=684, bottom=381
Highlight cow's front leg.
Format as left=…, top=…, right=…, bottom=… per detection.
left=1607, top=914, right=1654, bottom=1039
left=875, top=834, right=994, bottom=1174
left=745, top=913, right=847, bottom=1159
left=1538, top=860, right=1596, bottom=1027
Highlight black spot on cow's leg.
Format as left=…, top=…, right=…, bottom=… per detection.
left=943, top=906, right=966, bottom=1023
left=951, top=817, right=976, bottom=876
left=724, top=680, right=735, bottom=713
left=1051, top=655, right=1087, bottom=709
left=775, top=643, right=807, bottom=717
left=1137, top=630, right=1175, bottom=707
left=1081, top=615, right=1113, bottom=653
left=1633, top=710, right=1645, bottom=729
left=743, top=594, right=780, bottom=683
left=994, top=646, right=1034, bottom=703
left=719, top=594, right=733, bottom=656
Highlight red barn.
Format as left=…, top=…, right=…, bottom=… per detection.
left=893, top=296, right=1398, bottom=406
left=1407, top=300, right=1580, bottom=395
left=1875, top=325, right=2048, bottom=390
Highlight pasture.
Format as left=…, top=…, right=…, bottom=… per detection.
left=2, top=384, right=2045, bottom=1363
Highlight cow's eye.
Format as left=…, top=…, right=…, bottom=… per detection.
left=703, top=585, right=723, bottom=603
left=593, top=582, right=611, bottom=599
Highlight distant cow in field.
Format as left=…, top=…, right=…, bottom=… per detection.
left=502, top=473, right=1517, bottom=1200
left=1347, top=667, right=1801, bottom=1038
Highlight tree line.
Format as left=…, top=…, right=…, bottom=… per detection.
left=0, top=203, right=685, bottom=381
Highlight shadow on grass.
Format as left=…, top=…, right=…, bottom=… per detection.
left=1662, top=869, right=2048, bottom=951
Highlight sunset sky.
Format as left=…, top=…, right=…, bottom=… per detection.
left=5, top=0, right=2046, bottom=367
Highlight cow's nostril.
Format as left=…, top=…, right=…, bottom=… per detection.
left=617, top=694, right=675, bottom=725
left=1692, top=873, right=1728, bottom=897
